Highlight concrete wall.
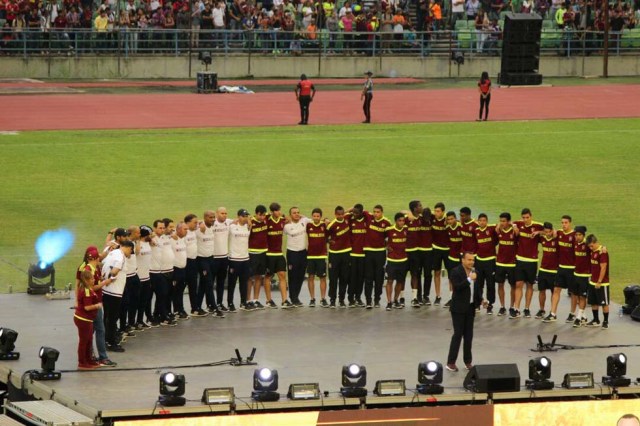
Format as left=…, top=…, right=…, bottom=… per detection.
left=1, top=54, right=639, bottom=79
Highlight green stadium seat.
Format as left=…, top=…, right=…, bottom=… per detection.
left=457, top=29, right=472, bottom=49
left=455, top=19, right=468, bottom=30
left=499, top=11, right=510, bottom=21
left=540, top=29, right=562, bottom=49
left=542, top=20, right=554, bottom=29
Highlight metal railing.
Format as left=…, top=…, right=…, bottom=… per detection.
left=2, top=28, right=639, bottom=58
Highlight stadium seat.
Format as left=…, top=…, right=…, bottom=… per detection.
left=499, top=11, right=510, bottom=21
left=542, top=20, right=554, bottom=29
left=457, top=29, right=472, bottom=49
left=455, top=19, right=468, bottom=30
left=540, top=29, right=562, bottom=49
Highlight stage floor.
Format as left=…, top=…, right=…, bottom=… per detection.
left=1, top=285, right=638, bottom=418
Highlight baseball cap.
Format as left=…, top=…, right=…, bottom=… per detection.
left=140, top=225, right=153, bottom=237
left=237, top=209, right=250, bottom=217
left=114, top=228, right=130, bottom=238
left=574, top=225, right=587, bottom=235
left=85, top=246, right=100, bottom=260
left=365, top=70, right=373, bottom=75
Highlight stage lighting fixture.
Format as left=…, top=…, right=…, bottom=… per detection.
left=417, top=361, right=444, bottom=395
left=198, top=51, right=212, bottom=66
left=30, top=347, right=61, bottom=381
left=374, top=380, right=406, bottom=396
left=252, top=368, right=279, bottom=402
left=0, top=328, right=20, bottom=360
left=28, top=263, right=56, bottom=294
left=340, top=364, right=367, bottom=398
left=603, top=353, right=631, bottom=387
left=561, top=372, right=594, bottom=389
left=201, top=387, right=234, bottom=405
left=158, top=372, right=186, bottom=406
left=525, top=356, right=554, bottom=390
left=287, top=383, right=321, bottom=400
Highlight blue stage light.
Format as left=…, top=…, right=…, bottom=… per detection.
left=35, top=229, right=75, bottom=265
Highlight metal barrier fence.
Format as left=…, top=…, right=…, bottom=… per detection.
left=2, top=29, right=639, bottom=58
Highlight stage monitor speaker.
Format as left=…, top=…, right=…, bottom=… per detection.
left=499, top=72, right=543, bottom=86
left=631, top=305, right=640, bottom=322
left=501, top=57, right=540, bottom=73
left=463, top=364, right=520, bottom=393
left=197, top=71, right=218, bottom=94
left=623, top=284, right=640, bottom=309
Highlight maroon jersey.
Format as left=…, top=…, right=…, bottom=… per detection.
left=77, top=262, right=103, bottom=302
left=306, top=221, right=327, bottom=259
left=496, top=226, right=517, bottom=267
left=513, top=220, right=544, bottom=262
left=406, top=215, right=432, bottom=251
left=431, top=215, right=448, bottom=250
left=326, top=218, right=352, bottom=254
left=266, top=215, right=285, bottom=255
left=446, top=222, right=463, bottom=261
left=474, top=226, right=497, bottom=260
left=460, top=219, right=479, bottom=253
left=249, top=217, right=268, bottom=253
left=364, top=214, right=391, bottom=251
left=557, top=230, right=576, bottom=269
left=386, top=225, right=408, bottom=262
left=590, top=247, right=610, bottom=285
left=349, top=216, right=368, bottom=257
left=539, top=234, right=559, bottom=272
left=573, top=241, right=590, bottom=277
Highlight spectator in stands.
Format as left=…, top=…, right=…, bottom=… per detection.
left=325, top=9, right=338, bottom=52
left=465, top=0, right=480, bottom=21
left=489, top=0, right=504, bottom=21
left=228, top=0, right=243, bottom=40
left=610, top=8, right=625, bottom=50
left=94, top=8, right=108, bottom=51
left=392, top=7, right=405, bottom=45
left=164, top=8, right=175, bottom=49
left=475, top=8, right=489, bottom=53
left=339, top=8, right=354, bottom=52
left=176, top=3, right=190, bottom=49
left=380, top=5, right=393, bottom=52
left=534, top=0, right=548, bottom=18
left=354, top=11, right=367, bottom=53
left=521, top=0, right=533, bottom=12
left=200, top=1, right=213, bottom=47
left=339, top=1, right=351, bottom=18
left=282, top=10, right=295, bottom=52
left=484, top=18, right=500, bottom=54
left=212, top=1, right=225, bottom=47
left=303, top=13, right=318, bottom=49
left=451, top=0, right=465, bottom=29
left=429, top=0, right=442, bottom=32
left=66, top=6, right=80, bottom=45
left=555, top=1, right=567, bottom=28
left=301, top=0, right=314, bottom=29
left=190, top=0, right=203, bottom=47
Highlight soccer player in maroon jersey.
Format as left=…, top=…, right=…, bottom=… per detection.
left=537, top=223, right=559, bottom=321
left=385, top=213, right=408, bottom=311
left=247, top=205, right=270, bottom=311
left=363, top=205, right=391, bottom=308
left=431, top=202, right=448, bottom=306
left=459, top=207, right=478, bottom=255
left=474, top=213, right=497, bottom=314
left=326, top=206, right=352, bottom=308
left=547, top=215, right=576, bottom=322
left=495, top=212, right=517, bottom=316
left=444, top=211, right=463, bottom=308
left=511, top=208, right=544, bottom=319
left=586, top=234, right=610, bottom=329
left=265, top=202, right=293, bottom=309
left=306, top=208, right=328, bottom=307
left=572, top=226, right=590, bottom=327
left=405, top=200, right=435, bottom=308
left=347, top=204, right=368, bottom=307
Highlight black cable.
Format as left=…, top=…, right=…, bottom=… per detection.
left=58, top=358, right=238, bottom=373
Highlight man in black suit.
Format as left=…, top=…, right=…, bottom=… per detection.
left=446, top=252, right=481, bottom=372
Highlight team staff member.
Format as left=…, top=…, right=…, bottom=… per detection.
left=361, top=70, right=373, bottom=123
left=494, top=213, right=517, bottom=317
left=265, top=202, right=293, bottom=308
left=295, top=74, right=316, bottom=125
left=102, top=240, right=134, bottom=352
left=431, top=202, right=448, bottom=306
left=572, top=226, right=590, bottom=327
left=121, top=226, right=140, bottom=337
left=149, top=220, right=173, bottom=327
left=136, top=226, right=154, bottom=328
left=385, top=213, right=408, bottom=311
left=512, top=208, right=544, bottom=319
left=307, top=208, right=329, bottom=307
left=473, top=213, right=497, bottom=314
left=284, top=206, right=310, bottom=307
left=586, top=234, right=610, bottom=329
left=327, top=205, right=352, bottom=308
left=183, top=214, right=200, bottom=316
left=195, top=211, right=223, bottom=317
left=477, top=71, right=491, bottom=121
left=171, top=222, right=189, bottom=319
left=212, top=207, right=233, bottom=312
left=446, top=252, right=479, bottom=372
left=74, top=270, right=102, bottom=370
left=228, top=209, right=252, bottom=312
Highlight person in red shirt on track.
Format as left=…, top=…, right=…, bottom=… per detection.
left=295, top=74, right=316, bottom=125
left=477, top=71, right=491, bottom=121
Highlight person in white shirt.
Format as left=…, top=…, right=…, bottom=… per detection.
left=161, top=218, right=177, bottom=320
left=212, top=1, right=225, bottom=47
left=120, top=225, right=140, bottom=337
left=183, top=213, right=200, bottom=315
left=212, top=207, right=233, bottom=312
left=136, top=225, right=154, bottom=328
left=284, top=206, right=310, bottom=307
left=102, top=241, right=133, bottom=352
left=171, top=222, right=189, bottom=319
left=227, top=209, right=252, bottom=312
left=451, top=0, right=465, bottom=28
left=196, top=210, right=225, bottom=318
left=149, top=219, right=175, bottom=327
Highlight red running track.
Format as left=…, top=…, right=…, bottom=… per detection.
left=1, top=84, right=639, bottom=131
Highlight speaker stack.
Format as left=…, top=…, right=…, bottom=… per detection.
left=499, top=13, right=543, bottom=86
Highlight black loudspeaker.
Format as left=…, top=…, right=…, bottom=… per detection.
left=500, top=13, right=543, bottom=86
left=196, top=71, right=218, bottom=94
left=623, top=285, right=640, bottom=314
left=631, top=305, right=640, bottom=322
left=463, top=364, right=521, bottom=393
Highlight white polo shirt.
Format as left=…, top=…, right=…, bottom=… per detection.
left=172, top=236, right=188, bottom=269
left=150, top=235, right=163, bottom=274
left=196, top=224, right=215, bottom=257
left=137, top=241, right=152, bottom=282
left=160, top=235, right=174, bottom=273
left=125, top=242, right=137, bottom=277
left=229, top=223, right=250, bottom=262
left=102, top=249, right=126, bottom=297
left=213, top=218, right=233, bottom=258
left=284, top=217, right=311, bottom=252
left=185, top=229, right=198, bottom=260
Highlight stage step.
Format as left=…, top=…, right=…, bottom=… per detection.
left=4, top=400, right=93, bottom=426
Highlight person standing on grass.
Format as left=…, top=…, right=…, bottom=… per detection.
left=477, top=71, right=491, bottom=121
left=361, top=70, right=373, bottom=123
left=295, top=74, right=316, bottom=125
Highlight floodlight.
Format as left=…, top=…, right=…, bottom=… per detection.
left=30, top=347, right=61, bottom=380
left=603, top=353, right=631, bottom=387
left=374, top=380, right=406, bottom=396
left=252, top=368, right=279, bottom=401
left=417, top=361, right=444, bottom=394
left=198, top=51, right=212, bottom=65
left=202, top=387, right=234, bottom=405
left=28, top=263, right=56, bottom=294
left=0, top=328, right=20, bottom=360
left=561, top=372, right=594, bottom=389
left=525, top=356, right=554, bottom=390
left=340, top=364, right=367, bottom=398
left=287, top=383, right=320, bottom=400
left=158, top=372, right=186, bottom=406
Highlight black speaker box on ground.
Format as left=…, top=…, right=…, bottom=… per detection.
left=498, top=72, right=543, bottom=86
left=500, top=13, right=543, bottom=86
left=631, top=305, right=640, bottom=322
left=463, top=364, right=521, bottom=393
left=623, top=285, right=640, bottom=313
left=196, top=71, right=218, bottom=93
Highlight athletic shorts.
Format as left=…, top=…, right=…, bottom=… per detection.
left=587, top=285, right=610, bottom=306
left=386, top=261, right=408, bottom=282
left=445, top=256, right=460, bottom=273
left=495, top=265, right=515, bottom=286
left=555, top=267, right=575, bottom=290
left=573, top=276, right=589, bottom=298
left=515, top=260, right=537, bottom=284
left=432, top=248, right=449, bottom=270
left=537, top=270, right=556, bottom=292
left=408, top=251, right=422, bottom=277
left=307, top=258, right=327, bottom=277
left=266, top=255, right=287, bottom=275
left=249, top=252, right=267, bottom=276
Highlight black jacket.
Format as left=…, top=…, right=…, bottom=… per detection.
left=449, top=264, right=474, bottom=314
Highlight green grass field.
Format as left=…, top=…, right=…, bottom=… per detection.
left=1, top=118, right=639, bottom=302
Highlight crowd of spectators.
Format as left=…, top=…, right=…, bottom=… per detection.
left=0, top=0, right=638, bottom=54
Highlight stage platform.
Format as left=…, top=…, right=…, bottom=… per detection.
left=1, top=287, right=639, bottom=424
